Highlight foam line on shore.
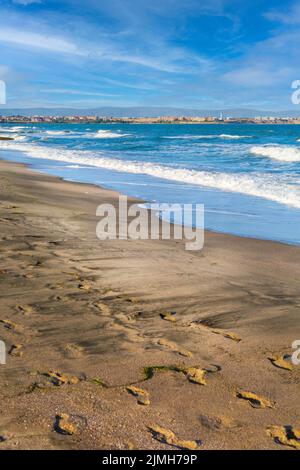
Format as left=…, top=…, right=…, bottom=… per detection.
left=0, top=140, right=300, bottom=209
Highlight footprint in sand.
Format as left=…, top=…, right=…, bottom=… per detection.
left=97, top=289, right=121, bottom=299
left=0, top=319, right=23, bottom=333
left=143, top=364, right=220, bottom=386
left=184, top=367, right=207, bottom=385
left=156, top=338, right=193, bottom=358
left=40, top=370, right=81, bottom=386
left=211, top=329, right=241, bottom=342
left=78, top=280, right=93, bottom=291
left=115, top=312, right=136, bottom=324
left=54, top=413, right=77, bottom=435
left=126, top=386, right=150, bottom=405
left=199, top=414, right=240, bottom=431
left=160, top=312, right=177, bottom=323
left=16, top=305, right=35, bottom=316
left=117, top=294, right=138, bottom=304
left=63, top=343, right=83, bottom=359
left=9, top=344, right=23, bottom=357
left=0, top=431, right=13, bottom=443
left=267, top=425, right=300, bottom=450
left=268, top=355, right=293, bottom=371
left=149, top=425, right=200, bottom=450
left=187, top=321, right=241, bottom=342
left=50, top=294, right=70, bottom=302
left=236, top=390, right=275, bottom=409
left=91, top=301, right=111, bottom=316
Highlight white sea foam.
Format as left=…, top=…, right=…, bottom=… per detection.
left=219, top=134, right=251, bottom=139
left=0, top=128, right=19, bottom=133
left=38, top=129, right=130, bottom=139
left=10, top=126, right=28, bottom=131
left=0, top=126, right=34, bottom=133
left=163, top=134, right=252, bottom=140
left=93, top=129, right=130, bottom=138
left=163, top=135, right=212, bottom=139
left=45, top=130, right=71, bottom=136
left=65, top=164, right=92, bottom=169
left=250, top=145, right=300, bottom=162
left=0, top=140, right=299, bottom=209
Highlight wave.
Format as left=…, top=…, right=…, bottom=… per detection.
left=163, top=135, right=212, bottom=139
left=0, top=127, right=22, bottom=133
left=10, top=126, right=28, bottom=131
left=43, top=129, right=130, bottom=139
left=0, top=126, right=35, bottom=135
left=0, top=140, right=299, bottom=209
left=219, top=134, right=252, bottom=139
left=44, top=130, right=73, bottom=136
left=93, top=130, right=130, bottom=138
left=163, top=134, right=252, bottom=140
left=250, top=145, right=300, bottom=162
left=34, top=129, right=130, bottom=140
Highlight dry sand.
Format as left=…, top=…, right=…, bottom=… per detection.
left=0, top=158, right=300, bottom=450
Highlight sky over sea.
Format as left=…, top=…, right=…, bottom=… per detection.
left=0, top=0, right=300, bottom=110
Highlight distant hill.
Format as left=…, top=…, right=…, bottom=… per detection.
left=0, top=106, right=300, bottom=118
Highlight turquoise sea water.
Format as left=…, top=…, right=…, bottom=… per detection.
left=0, top=123, right=299, bottom=245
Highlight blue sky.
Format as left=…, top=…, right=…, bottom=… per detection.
left=0, top=0, right=299, bottom=110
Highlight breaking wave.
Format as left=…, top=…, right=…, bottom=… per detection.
left=250, top=145, right=300, bottom=162
left=93, top=130, right=130, bottom=138
left=0, top=139, right=299, bottom=209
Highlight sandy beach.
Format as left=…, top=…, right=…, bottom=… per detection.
left=0, top=157, right=300, bottom=450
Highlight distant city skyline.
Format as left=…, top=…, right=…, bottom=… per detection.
left=2, top=106, right=300, bottom=119
left=0, top=0, right=300, bottom=111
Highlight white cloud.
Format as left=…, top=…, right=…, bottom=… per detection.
left=102, top=52, right=179, bottom=73
left=0, top=24, right=212, bottom=74
left=264, top=2, right=300, bottom=25
left=0, top=27, right=85, bottom=55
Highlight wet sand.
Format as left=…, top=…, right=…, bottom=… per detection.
left=0, top=158, right=300, bottom=450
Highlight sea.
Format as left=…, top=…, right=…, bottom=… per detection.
left=0, top=123, right=299, bottom=245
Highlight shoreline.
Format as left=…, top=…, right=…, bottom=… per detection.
left=1, top=149, right=299, bottom=248
left=0, top=157, right=300, bottom=450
